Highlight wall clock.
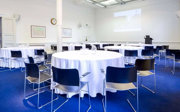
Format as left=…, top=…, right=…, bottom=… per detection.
left=50, top=18, right=57, bottom=25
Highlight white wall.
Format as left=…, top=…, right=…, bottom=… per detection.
left=62, top=0, right=96, bottom=42
left=0, top=0, right=57, bottom=44
left=0, top=0, right=96, bottom=45
left=95, top=0, right=180, bottom=48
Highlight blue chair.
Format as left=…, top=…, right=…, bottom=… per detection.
left=51, top=67, right=91, bottom=112
left=172, top=51, right=180, bottom=74
left=10, top=50, right=24, bottom=71
left=93, top=44, right=101, bottom=50
left=28, top=56, right=49, bottom=72
left=141, top=49, right=154, bottom=59
left=85, top=44, right=92, bottom=50
left=102, top=44, right=109, bottom=48
left=107, top=49, right=119, bottom=53
left=62, top=46, right=69, bottom=52
left=135, top=58, right=156, bottom=94
left=24, top=63, right=52, bottom=109
left=34, top=49, right=45, bottom=62
left=102, top=66, right=138, bottom=112
left=144, top=46, right=154, bottom=50
left=124, top=50, right=138, bottom=65
left=75, top=46, right=83, bottom=50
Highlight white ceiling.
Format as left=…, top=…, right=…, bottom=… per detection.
left=85, top=0, right=140, bottom=8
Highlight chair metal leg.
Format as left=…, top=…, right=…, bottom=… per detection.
left=141, top=84, right=155, bottom=94
left=87, top=82, right=91, bottom=112
left=37, top=83, right=40, bottom=108
left=24, top=78, right=26, bottom=99
left=127, top=99, right=136, bottom=112
left=172, top=59, right=175, bottom=74
left=53, top=99, right=69, bottom=112
left=79, top=93, right=81, bottom=112
left=51, top=89, right=54, bottom=112
left=137, top=75, right=139, bottom=112
left=128, top=90, right=135, bottom=96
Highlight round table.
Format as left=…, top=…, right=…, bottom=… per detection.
left=104, top=46, right=144, bottom=57
left=128, top=43, right=156, bottom=48
left=51, top=50, right=124, bottom=97
left=0, top=46, right=44, bottom=68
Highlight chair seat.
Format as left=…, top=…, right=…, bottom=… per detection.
left=54, top=82, right=87, bottom=93
left=138, top=71, right=153, bottom=76
left=176, top=60, right=180, bottom=63
left=166, top=56, right=174, bottom=59
left=106, top=82, right=136, bottom=91
left=26, top=73, right=51, bottom=84
left=39, top=65, right=49, bottom=71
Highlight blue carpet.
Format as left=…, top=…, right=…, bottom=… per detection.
left=0, top=58, right=180, bottom=112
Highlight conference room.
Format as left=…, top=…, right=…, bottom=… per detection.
left=0, top=0, right=180, bottom=112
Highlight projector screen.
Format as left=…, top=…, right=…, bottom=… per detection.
left=113, top=9, right=142, bottom=32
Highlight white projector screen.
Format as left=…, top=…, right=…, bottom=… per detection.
left=113, top=9, right=142, bottom=32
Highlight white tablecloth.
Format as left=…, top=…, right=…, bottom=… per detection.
left=0, top=47, right=44, bottom=68
left=104, top=46, right=144, bottom=57
left=51, top=50, right=124, bottom=97
left=128, top=43, right=156, bottom=48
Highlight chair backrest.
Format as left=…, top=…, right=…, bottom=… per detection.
left=135, top=58, right=155, bottom=71
left=94, top=44, right=100, bottom=50
left=11, top=51, right=22, bottom=58
left=54, top=46, right=57, bottom=51
left=145, top=46, right=154, bottom=50
left=117, top=44, right=121, bottom=46
left=85, top=44, right=92, bottom=50
left=34, top=49, right=44, bottom=56
left=107, top=49, right=119, bottom=53
left=28, top=56, right=35, bottom=64
left=174, top=51, right=180, bottom=60
left=125, top=50, right=138, bottom=57
left=106, top=66, right=137, bottom=83
left=102, top=44, right=109, bottom=48
left=75, top=46, right=82, bottom=50
left=52, top=66, right=79, bottom=86
left=108, top=44, right=114, bottom=46
left=62, top=46, right=69, bottom=51
left=163, top=45, right=169, bottom=50
left=25, top=63, right=39, bottom=78
left=141, top=49, right=154, bottom=56
left=156, top=46, right=164, bottom=50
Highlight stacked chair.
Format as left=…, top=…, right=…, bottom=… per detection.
left=24, top=63, right=53, bottom=109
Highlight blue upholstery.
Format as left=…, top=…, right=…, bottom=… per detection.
left=135, top=58, right=155, bottom=71
left=25, top=63, right=39, bottom=78
left=107, top=49, right=119, bottom=53
left=11, top=51, right=22, bottom=58
left=28, top=56, right=35, bottom=64
left=145, top=46, right=154, bottom=50
left=125, top=50, right=138, bottom=57
left=75, top=46, right=82, bottom=50
left=142, top=49, right=154, bottom=56
left=106, top=66, right=137, bottom=83
left=62, top=46, right=68, bottom=51
left=34, top=49, right=44, bottom=56
left=52, top=66, right=80, bottom=86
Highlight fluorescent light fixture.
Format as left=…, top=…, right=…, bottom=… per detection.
left=101, top=0, right=118, bottom=5
left=86, top=0, right=93, bottom=3
left=95, top=3, right=105, bottom=8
